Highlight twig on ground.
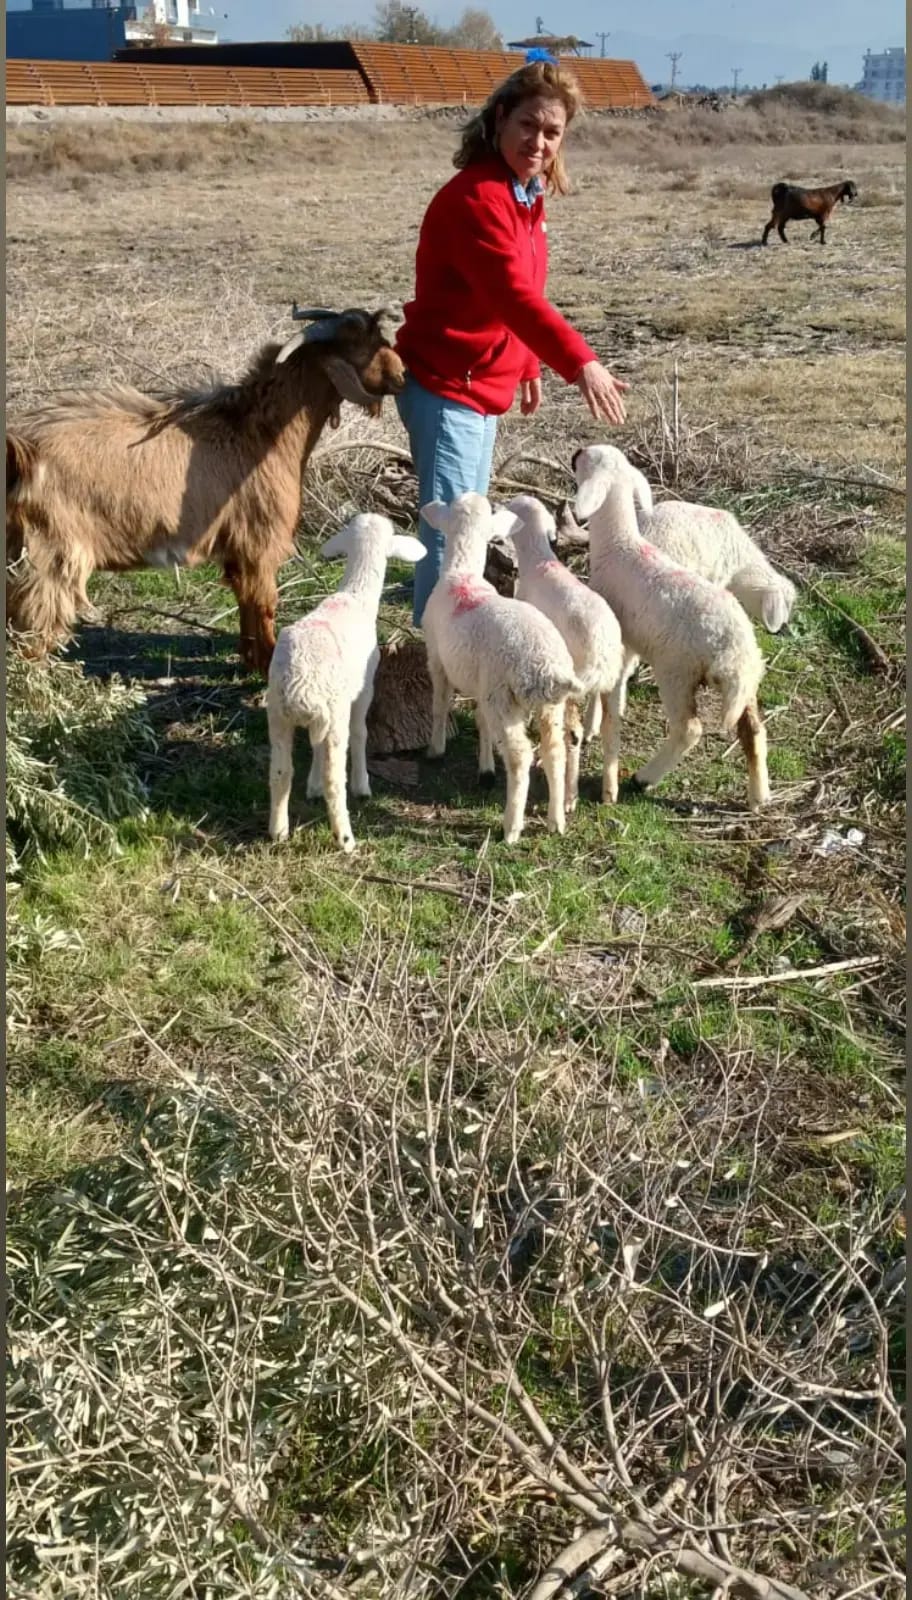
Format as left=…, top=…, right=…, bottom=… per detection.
left=693, top=955, right=884, bottom=990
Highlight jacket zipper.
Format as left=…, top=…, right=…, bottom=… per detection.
left=464, top=202, right=539, bottom=389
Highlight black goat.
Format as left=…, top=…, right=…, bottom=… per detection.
left=762, top=180, right=857, bottom=245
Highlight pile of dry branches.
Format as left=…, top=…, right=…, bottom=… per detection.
left=8, top=907, right=904, bottom=1599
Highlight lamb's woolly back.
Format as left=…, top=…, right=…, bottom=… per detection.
left=420, top=492, right=584, bottom=841
left=641, top=499, right=796, bottom=633
left=571, top=446, right=770, bottom=808
left=266, top=511, right=424, bottom=850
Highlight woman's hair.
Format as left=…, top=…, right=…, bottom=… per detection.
left=453, top=60, right=583, bottom=196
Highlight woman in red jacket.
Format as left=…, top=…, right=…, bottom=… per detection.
left=396, top=57, right=629, bottom=623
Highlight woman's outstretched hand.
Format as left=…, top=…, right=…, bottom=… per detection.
left=575, top=360, right=629, bottom=426
left=520, top=378, right=543, bottom=416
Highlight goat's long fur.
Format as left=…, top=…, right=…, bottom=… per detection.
left=762, top=179, right=857, bottom=245
left=6, top=310, right=405, bottom=673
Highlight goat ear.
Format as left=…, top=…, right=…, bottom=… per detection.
left=630, top=467, right=654, bottom=518
left=420, top=500, right=450, bottom=533
left=389, top=534, right=427, bottom=565
left=574, top=476, right=607, bottom=521
left=489, top=508, right=521, bottom=542
left=322, top=355, right=375, bottom=407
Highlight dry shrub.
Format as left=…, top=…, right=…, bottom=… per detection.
left=7, top=911, right=904, bottom=1598
left=5, top=118, right=455, bottom=183
left=5, top=650, right=156, bottom=874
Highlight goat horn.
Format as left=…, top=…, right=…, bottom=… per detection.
left=290, top=304, right=338, bottom=322
left=276, top=318, right=348, bottom=363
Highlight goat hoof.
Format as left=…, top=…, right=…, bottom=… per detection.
left=337, top=834, right=357, bottom=854
left=478, top=769, right=497, bottom=791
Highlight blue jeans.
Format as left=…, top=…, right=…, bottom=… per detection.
left=396, top=375, right=498, bottom=625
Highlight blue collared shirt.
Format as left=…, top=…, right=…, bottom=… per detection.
left=511, top=174, right=544, bottom=208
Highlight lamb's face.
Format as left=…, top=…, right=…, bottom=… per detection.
left=572, top=446, right=651, bottom=524
left=506, top=494, right=556, bottom=557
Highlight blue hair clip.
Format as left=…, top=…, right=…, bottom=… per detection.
left=525, top=46, right=557, bottom=64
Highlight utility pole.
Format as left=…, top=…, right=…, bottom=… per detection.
left=666, top=50, right=682, bottom=89
left=596, top=30, right=610, bottom=57
left=774, top=74, right=784, bottom=85
left=402, top=4, right=419, bottom=43
left=731, top=65, right=742, bottom=94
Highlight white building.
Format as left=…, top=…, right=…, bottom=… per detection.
left=125, top=0, right=219, bottom=45
left=857, top=47, right=905, bottom=105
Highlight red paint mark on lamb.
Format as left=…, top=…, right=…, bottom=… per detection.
left=448, top=576, right=490, bottom=615
left=535, top=559, right=579, bottom=583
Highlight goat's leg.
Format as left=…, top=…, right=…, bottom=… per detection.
left=600, top=680, right=625, bottom=804
left=736, top=700, right=770, bottom=811
left=816, top=220, right=826, bottom=244
left=497, top=714, right=533, bottom=844
left=267, top=705, right=295, bottom=842
left=426, top=653, right=454, bottom=759
left=777, top=221, right=789, bottom=243
left=6, top=526, right=88, bottom=656
left=564, top=701, right=582, bottom=814
left=634, top=678, right=703, bottom=792
left=321, top=726, right=355, bottom=853
left=538, top=703, right=567, bottom=834
left=225, top=562, right=278, bottom=675
left=476, top=703, right=496, bottom=789
left=761, top=217, right=774, bottom=244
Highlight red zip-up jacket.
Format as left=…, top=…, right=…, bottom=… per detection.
left=396, top=156, right=597, bottom=416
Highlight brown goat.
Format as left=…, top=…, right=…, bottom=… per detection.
left=762, top=179, right=857, bottom=245
left=6, top=307, right=406, bottom=674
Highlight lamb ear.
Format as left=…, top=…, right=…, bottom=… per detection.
left=760, top=588, right=791, bottom=633
left=420, top=500, right=450, bottom=533
left=489, top=508, right=522, bottom=542
left=389, top=534, right=427, bottom=564
left=574, top=476, right=607, bottom=521
left=630, top=466, right=655, bottom=518
left=320, top=527, right=354, bottom=560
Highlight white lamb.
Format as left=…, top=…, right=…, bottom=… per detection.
left=572, top=445, right=796, bottom=634
left=421, top=492, right=583, bottom=844
left=505, top=492, right=626, bottom=807
left=573, top=446, right=771, bottom=810
left=266, top=512, right=425, bottom=852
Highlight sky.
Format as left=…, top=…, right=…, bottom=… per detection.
left=209, top=0, right=906, bottom=86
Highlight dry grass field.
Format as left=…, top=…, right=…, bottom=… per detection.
left=6, top=92, right=907, bottom=1600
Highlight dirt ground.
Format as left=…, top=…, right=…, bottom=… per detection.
left=6, top=116, right=906, bottom=478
